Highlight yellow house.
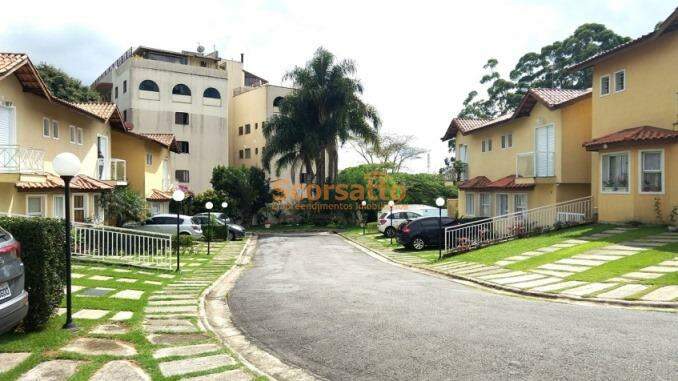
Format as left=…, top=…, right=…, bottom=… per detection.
left=441, top=88, right=592, bottom=217
left=569, top=8, right=678, bottom=223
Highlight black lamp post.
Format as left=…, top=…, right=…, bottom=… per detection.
left=53, top=152, right=81, bottom=331
left=361, top=200, right=367, bottom=235
left=221, top=202, right=229, bottom=242
left=172, top=190, right=185, bottom=272
left=435, top=197, right=446, bottom=260
left=388, top=200, right=395, bottom=246
left=205, top=201, right=213, bottom=255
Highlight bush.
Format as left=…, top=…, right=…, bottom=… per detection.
left=172, top=234, right=195, bottom=247
left=0, top=217, right=66, bottom=331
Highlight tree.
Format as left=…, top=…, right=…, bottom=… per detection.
left=392, top=173, right=457, bottom=204
left=210, top=166, right=278, bottom=226
left=459, top=24, right=630, bottom=119
left=263, top=47, right=380, bottom=185
left=36, top=63, right=101, bottom=102
left=350, top=132, right=427, bottom=173
left=98, top=187, right=148, bottom=226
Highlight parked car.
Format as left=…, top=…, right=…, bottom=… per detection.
left=192, top=213, right=246, bottom=240
left=396, top=216, right=456, bottom=250
left=126, top=214, right=203, bottom=237
left=0, top=227, right=28, bottom=334
left=378, top=204, right=449, bottom=237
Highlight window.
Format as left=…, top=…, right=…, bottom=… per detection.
left=255, top=147, right=259, bottom=155
left=69, top=125, right=76, bottom=144
left=53, top=195, right=65, bottom=218
left=175, top=170, right=190, bottom=183
left=501, top=133, right=512, bottom=149
left=273, top=96, right=284, bottom=108
left=177, top=141, right=190, bottom=153
left=115, top=86, right=118, bottom=99
left=42, top=118, right=50, bottom=137
left=601, top=152, right=629, bottom=193
left=514, top=194, right=527, bottom=213
left=245, top=124, right=251, bottom=134
left=123, top=110, right=127, bottom=122
left=51, top=120, right=59, bottom=139
left=238, top=150, right=244, bottom=159
left=172, top=84, right=191, bottom=96
left=600, top=75, right=610, bottom=96
left=481, top=138, right=492, bottom=152
left=123, top=80, right=127, bottom=93
left=261, top=121, right=266, bottom=129
left=255, top=122, right=258, bottom=130
left=73, top=194, right=87, bottom=222
left=139, top=80, right=159, bottom=92
left=203, top=88, right=221, bottom=99
left=640, top=150, right=663, bottom=193
left=479, top=193, right=491, bottom=217
left=458, top=144, right=469, bottom=163
left=77, top=128, right=83, bottom=145
left=200, top=61, right=207, bottom=67
left=26, top=195, right=44, bottom=217
left=496, top=194, right=508, bottom=216
left=146, top=152, right=153, bottom=165
left=175, top=112, right=189, bottom=125
left=244, top=148, right=251, bottom=159
left=238, top=126, right=243, bottom=135
left=614, top=70, right=625, bottom=92
left=465, top=193, right=475, bottom=216
left=535, top=125, right=555, bottom=177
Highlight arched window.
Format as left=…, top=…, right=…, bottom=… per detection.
left=273, top=96, right=284, bottom=107
left=172, top=84, right=191, bottom=96
left=203, top=87, right=221, bottom=99
left=139, top=80, right=159, bottom=92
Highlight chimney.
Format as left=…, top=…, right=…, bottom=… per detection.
left=240, top=53, right=244, bottom=63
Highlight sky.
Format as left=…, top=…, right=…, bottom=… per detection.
left=1, top=0, right=675, bottom=173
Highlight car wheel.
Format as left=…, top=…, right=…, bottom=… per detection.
left=228, top=231, right=235, bottom=240
left=412, top=236, right=426, bottom=251
left=384, top=227, right=396, bottom=238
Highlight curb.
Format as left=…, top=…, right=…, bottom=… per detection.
left=337, top=233, right=678, bottom=311
left=199, top=236, right=319, bottom=381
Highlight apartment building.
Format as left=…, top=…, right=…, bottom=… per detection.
left=569, top=7, right=678, bottom=223
left=442, top=88, right=592, bottom=218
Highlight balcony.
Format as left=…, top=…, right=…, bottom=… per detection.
left=516, top=152, right=534, bottom=178
left=516, top=151, right=554, bottom=181
left=0, top=145, right=44, bottom=174
left=97, top=158, right=127, bottom=184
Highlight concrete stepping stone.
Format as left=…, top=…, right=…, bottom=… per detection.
left=563, top=239, right=588, bottom=244
left=450, top=264, right=486, bottom=273
left=505, top=255, right=531, bottom=261
left=71, top=273, right=85, bottom=278
left=110, top=311, right=133, bottom=321
left=551, top=243, right=577, bottom=248
left=519, top=251, right=543, bottom=257
left=146, top=333, right=212, bottom=345
left=61, top=338, right=137, bottom=357
left=145, top=312, right=198, bottom=319
left=532, top=269, right=575, bottom=278
left=144, top=318, right=195, bottom=327
left=456, top=266, right=499, bottom=276
left=465, top=268, right=509, bottom=277
left=145, top=305, right=197, bottom=314
left=575, top=254, right=623, bottom=261
left=608, top=277, right=633, bottom=283
left=492, top=274, right=545, bottom=285
left=510, top=277, right=562, bottom=289
left=144, top=323, right=200, bottom=334
left=116, top=278, right=138, bottom=283
left=149, top=294, right=197, bottom=300
left=557, top=258, right=606, bottom=267
left=148, top=299, right=195, bottom=306
left=540, top=263, right=590, bottom=273
left=65, top=285, right=84, bottom=293
left=477, top=271, right=525, bottom=280
left=495, top=260, right=514, bottom=267
left=144, top=280, right=162, bottom=286
left=625, top=241, right=664, bottom=247
left=0, top=352, right=31, bottom=374
left=111, top=290, right=144, bottom=300
left=597, top=284, right=648, bottom=299
left=182, top=369, right=252, bottom=381
left=90, top=275, right=113, bottom=281
left=157, top=274, right=176, bottom=279
left=72, top=309, right=108, bottom=320
left=17, top=360, right=84, bottom=381
left=78, top=287, right=115, bottom=297
left=530, top=281, right=585, bottom=293
left=624, top=272, right=663, bottom=280
left=604, top=245, right=646, bottom=251
left=560, top=283, right=618, bottom=297
left=640, top=286, right=678, bottom=301
left=659, top=260, right=678, bottom=266
left=641, top=266, right=677, bottom=273
left=153, top=343, right=221, bottom=359
left=113, top=268, right=132, bottom=273
left=90, top=360, right=150, bottom=381
left=536, top=247, right=560, bottom=253
left=91, top=323, right=129, bottom=335
left=159, top=354, right=236, bottom=377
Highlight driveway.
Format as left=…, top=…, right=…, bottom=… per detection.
left=228, top=233, right=678, bottom=380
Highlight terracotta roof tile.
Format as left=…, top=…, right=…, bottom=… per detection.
left=133, top=133, right=180, bottom=153
left=458, top=176, right=492, bottom=190
left=486, top=175, right=534, bottom=190
left=529, top=88, right=591, bottom=108
left=16, top=174, right=114, bottom=192
left=0, top=53, right=27, bottom=77
left=146, top=189, right=172, bottom=201
left=69, top=102, right=118, bottom=120
left=583, top=126, right=678, bottom=151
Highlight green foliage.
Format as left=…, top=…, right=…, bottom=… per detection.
left=172, top=234, right=195, bottom=247
left=459, top=24, right=630, bottom=118
left=98, top=186, right=148, bottom=226
left=36, top=63, right=101, bottom=102
left=0, top=217, right=66, bottom=331
left=392, top=173, right=457, bottom=205
left=190, top=190, right=223, bottom=215
left=211, top=166, right=277, bottom=226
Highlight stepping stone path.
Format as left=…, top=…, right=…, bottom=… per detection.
left=90, top=360, right=150, bottom=381
left=73, top=309, right=109, bottom=320
left=17, top=360, right=84, bottom=381
left=91, top=323, right=130, bottom=335
left=61, top=337, right=137, bottom=357
left=0, top=352, right=30, bottom=374
left=111, top=289, right=145, bottom=300
left=110, top=311, right=134, bottom=321
left=159, top=354, right=236, bottom=377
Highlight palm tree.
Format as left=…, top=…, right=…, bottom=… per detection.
left=262, top=47, right=380, bottom=185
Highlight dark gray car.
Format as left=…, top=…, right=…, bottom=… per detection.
left=0, top=227, right=28, bottom=334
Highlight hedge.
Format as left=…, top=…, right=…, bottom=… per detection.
left=0, top=217, right=66, bottom=331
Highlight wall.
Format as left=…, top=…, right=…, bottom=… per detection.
left=560, top=99, right=592, bottom=183
left=230, top=86, right=268, bottom=168
left=110, top=130, right=171, bottom=198
left=457, top=186, right=553, bottom=218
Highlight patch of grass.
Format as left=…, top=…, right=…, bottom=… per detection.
left=645, top=272, right=678, bottom=286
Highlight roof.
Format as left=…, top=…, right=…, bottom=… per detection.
left=568, top=7, right=678, bottom=71
left=486, top=175, right=534, bottom=190
left=61, top=101, right=126, bottom=131
left=0, top=53, right=52, bottom=99
left=136, top=133, right=180, bottom=153
left=16, top=174, right=114, bottom=192
left=583, top=126, right=678, bottom=151
left=146, top=189, right=172, bottom=201
left=458, top=176, right=492, bottom=190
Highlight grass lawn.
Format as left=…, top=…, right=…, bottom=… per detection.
left=0, top=239, right=257, bottom=381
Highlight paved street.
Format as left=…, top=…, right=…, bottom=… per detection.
left=229, top=233, right=678, bottom=381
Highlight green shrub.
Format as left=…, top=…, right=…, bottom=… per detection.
left=201, top=225, right=218, bottom=241
left=0, top=217, right=66, bottom=331
left=172, top=234, right=195, bottom=247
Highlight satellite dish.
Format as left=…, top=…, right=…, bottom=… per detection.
left=197, top=44, right=205, bottom=54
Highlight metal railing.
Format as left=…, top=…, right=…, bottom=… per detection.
left=96, top=158, right=127, bottom=182
left=444, top=196, right=592, bottom=255
left=516, top=152, right=534, bottom=178
left=72, top=223, right=174, bottom=269
left=0, top=145, right=44, bottom=174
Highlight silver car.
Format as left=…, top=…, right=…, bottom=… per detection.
left=0, top=227, right=29, bottom=334
left=132, top=214, right=203, bottom=237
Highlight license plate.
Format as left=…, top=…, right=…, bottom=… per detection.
left=0, top=282, right=11, bottom=300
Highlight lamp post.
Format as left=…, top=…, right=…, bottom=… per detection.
left=172, top=189, right=185, bottom=272
left=53, top=152, right=81, bottom=330
left=388, top=200, right=395, bottom=246
left=221, top=202, right=228, bottom=242
left=361, top=200, right=367, bottom=235
left=205, top=201, right=213, bottom=255
left=435, top=197, right=446, bottom=260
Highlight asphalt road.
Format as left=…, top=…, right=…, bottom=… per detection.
left=229, top=233, right=678, bottom=380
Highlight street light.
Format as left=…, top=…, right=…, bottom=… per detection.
left=205, top=201, right=213, bottom=255
left=53, top=152, right=81, bottom=331
left=388, top=200, right=395, bottom=246
left=361, top=200, right=367, bottom=235
left=172, top=189, right=185, bottom=272
left=435, top=197, right=446, bottom=260
left=221, top=202, right=229, bottom=242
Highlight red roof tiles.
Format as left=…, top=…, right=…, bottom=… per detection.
left=16, top=174, right=114, bottom=192
left=458, top=176, right=492, bottom=190
left=459, top=175, right=534, bottom=191
left=583, top=126, right=678, bottom=151
left=146, top=189, right=172, bottom=201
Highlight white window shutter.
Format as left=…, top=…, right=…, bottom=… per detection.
left=0, top=106, right=11, bottom=145
left=547, top=125, right=555, bottom=176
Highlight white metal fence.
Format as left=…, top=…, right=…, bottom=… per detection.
left=444, top=196, right=593, bottom=255
left=0, top=145, right=44, bottom=174
left=72, top=223, right=174, bottom=269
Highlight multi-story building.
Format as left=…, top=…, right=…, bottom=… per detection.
left=441, top=88, right=592, bottom=217
left=93, top=46, right=229, bottom=193
left=569, top=7, right=678, bottom=223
